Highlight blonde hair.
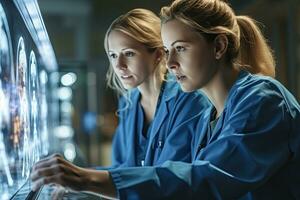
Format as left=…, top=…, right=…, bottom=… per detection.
left=160, top=0, right=275, bottom=77
left=104, top=8, right=166, bottom=101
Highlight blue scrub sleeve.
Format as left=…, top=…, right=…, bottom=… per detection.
left=110, top=98, right=128, bottom=168
left=109, top=83, right=296, bottom=199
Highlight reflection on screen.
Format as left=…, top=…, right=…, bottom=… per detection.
left=0, top=5, right=50, bottom=198
left=29, top=51, right=40, bottom=165
left=0, top=5, right=14, bottom=199
left=15, top=36, right=31, bottom=181
left=39, top=70, right=49, bottom=156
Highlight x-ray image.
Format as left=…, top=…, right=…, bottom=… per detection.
left=0, top=3, right=15, bottom=198
left=15, top=36, right=31, bottom=180
left=29, top=51, right=41, bottom=165
left=0, top=1, right=57, bottom=199
left=39, top=70, right=49, bottom=156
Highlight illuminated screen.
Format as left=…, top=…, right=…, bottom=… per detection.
left=29, top=50, right=41, bottom=165
left=0, top=4, right=16, bottom=199
left=0, top=3, right=51, bottom=199
left=39, top=70, right=49, bottom=156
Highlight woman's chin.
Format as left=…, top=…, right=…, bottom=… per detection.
left=181, top=88, right=196, bottom=93
left=180, top=84, right=198, bottom=93
left=123, top=83, right=137, bottom=90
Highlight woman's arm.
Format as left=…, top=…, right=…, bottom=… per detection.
left=31, top=154, right=118, bottom=199
left=106, top=83, right=300, bottom=199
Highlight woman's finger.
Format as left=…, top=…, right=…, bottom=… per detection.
left=31, top=173, right=66, bottom=191
left=31, top=164, right=65, bottom=181
left=33, top=154, right=64, bottom=171
left=51, top=185, right=66, bottom=200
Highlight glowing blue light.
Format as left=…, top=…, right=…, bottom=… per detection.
left=61, top=72, right=77, bottom=86
left=58, top=87, right=72, bottom=100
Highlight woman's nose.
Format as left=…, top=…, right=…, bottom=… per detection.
left=166, top=51, right=179, bottom=72
left=116, top=55, right=127, bottom=70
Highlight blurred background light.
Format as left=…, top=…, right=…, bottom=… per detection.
left=63, top=142, right=76, bottom=162
left=54, top=125, right=74, bottom=139
left=57, top=86, right=72, bottom=100
left=61, top=72, right=77, bottom=86
left=60, top=101, right=73, bottom=113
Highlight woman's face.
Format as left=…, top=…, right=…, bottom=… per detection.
left=107, top=30, right=157, bottom=90
left=161, top=19, right=217, bottom=92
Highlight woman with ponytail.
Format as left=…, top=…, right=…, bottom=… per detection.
left=30, top=8, right=210, bottom=199
left=31, top=1, right=300, bottom=199
left=102, top=8, right=210, bottom=168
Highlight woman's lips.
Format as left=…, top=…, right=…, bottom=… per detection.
left=120, top=74, right=133, bottom=79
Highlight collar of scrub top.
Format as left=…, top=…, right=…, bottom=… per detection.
left=129, top=78, right=179, bottom=149
left=194, top=70, right=251, bottom=159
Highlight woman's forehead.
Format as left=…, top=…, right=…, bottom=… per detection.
left=161, top=19, right=204, bottom=47
left=108, top=30, right=144, bottom=51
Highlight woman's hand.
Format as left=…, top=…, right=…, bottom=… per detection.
left=31, top=154, right=87, bottom=191
left=50, top=185, right=68, bottom=200
left=31, top=154, right=117, bottom=199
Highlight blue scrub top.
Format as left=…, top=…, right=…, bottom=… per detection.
left=109, top=71, right=300, bottom=199
left=110, top=80, right=210, bottom=168
left=135, top=102, right=154, bottom=166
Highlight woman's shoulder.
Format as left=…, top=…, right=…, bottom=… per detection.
left=227, top=71, right=299, bottom=112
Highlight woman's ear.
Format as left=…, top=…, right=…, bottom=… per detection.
left=214, top=34, right=228, bottom=60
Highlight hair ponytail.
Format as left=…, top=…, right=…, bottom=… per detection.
left=236, top=15, right=275, bottom=77
left=160, top=0, right=275, bottom=77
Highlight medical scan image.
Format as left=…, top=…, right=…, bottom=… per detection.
left=0, top=5, right=14, bottom=199
left=39, top=70, right=49, bottom=156
left=15, top=36, right=31, bottom=181
left=1, top=1, right=55, bottom=199
left=29, top=51, right=41, bottom=165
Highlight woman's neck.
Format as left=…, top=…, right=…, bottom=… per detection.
left=202, top=65, right=239, bottom=119
left=138, top=75, right=163, bottom=123
left=139, top=74, right=162, bottom=102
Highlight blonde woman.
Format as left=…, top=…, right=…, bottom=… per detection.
left=31, top=1, right=300, bottom=199
left=103, top=8, right=209, bottom=168
left=30, top=8, right=210, bottom=198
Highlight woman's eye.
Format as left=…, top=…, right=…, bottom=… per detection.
left=109, top=53, right=117, bottom=59
left=164, top=49, right=169, bottom=59
left=125, top=51, right=135, bottom=57
left=175, top=46, right=185, bottom=52
left=164, top=48, right=169, bottom=55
